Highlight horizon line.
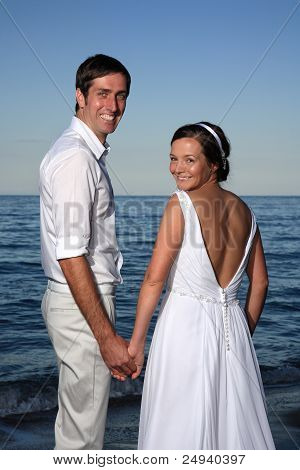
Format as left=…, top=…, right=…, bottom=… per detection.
left=0, top=194, right=300, bottom=198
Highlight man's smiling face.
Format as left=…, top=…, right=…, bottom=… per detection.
left=76, top=73, right=128, bottom=143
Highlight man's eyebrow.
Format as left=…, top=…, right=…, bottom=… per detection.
left=96, top=88, right=127, bottom=94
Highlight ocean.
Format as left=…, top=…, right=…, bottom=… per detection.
left=0, top=195, right=299, bottom=449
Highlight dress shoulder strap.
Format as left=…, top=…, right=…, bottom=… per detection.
left=248, top=205, right=258, bottom=244
left=172, top=190, right=191, bottom=219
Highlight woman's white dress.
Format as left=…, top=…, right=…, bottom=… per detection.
left=138, top=190, right=275, bottom=450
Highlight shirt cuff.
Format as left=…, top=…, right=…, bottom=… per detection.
left=56, top=236, right=89, bottom=260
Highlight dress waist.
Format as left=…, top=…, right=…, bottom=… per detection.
left=167, top=286, right=239, bottom=306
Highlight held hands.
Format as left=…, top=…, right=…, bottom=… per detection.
left=100, top=334, right=137, bottom=382
left=109, top=339, right=145, bottom=381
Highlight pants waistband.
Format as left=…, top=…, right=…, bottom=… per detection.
left=47, top=280, right=116, bottom=295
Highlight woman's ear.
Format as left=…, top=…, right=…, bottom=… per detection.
left=211, top=162, right=219, bottom=174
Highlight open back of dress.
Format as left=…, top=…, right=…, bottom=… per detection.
left=188, top=192, right=253, bottom=289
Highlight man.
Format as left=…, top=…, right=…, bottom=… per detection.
left=40, top=54, right=136, bottom=450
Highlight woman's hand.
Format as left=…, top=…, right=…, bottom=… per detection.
left=128, top=342, right=145, bottom=380
left=109, top=338, right=136, bottom=382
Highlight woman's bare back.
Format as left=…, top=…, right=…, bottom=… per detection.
left=188, top=186, right=253, bottom=289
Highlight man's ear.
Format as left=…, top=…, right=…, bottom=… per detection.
left=76, top=88, right=85, bottom=109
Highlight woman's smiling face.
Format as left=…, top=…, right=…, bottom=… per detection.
left=169, top=138, right=217, bottom=191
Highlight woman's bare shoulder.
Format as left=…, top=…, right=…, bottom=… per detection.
left=221, top=189, right=253, bottom=230
left=223, top=189, right=251, bottom=215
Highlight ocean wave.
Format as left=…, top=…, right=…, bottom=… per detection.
left=261, top=364, right=300, bottom=386
left=1, top=362, right=300, bottom=418
left=0, top=375, right=144, bottom=418
left=0, top=379, right=58, bottom=418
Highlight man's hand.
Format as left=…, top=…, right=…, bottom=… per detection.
left=100, top=334, right=137, bottom=381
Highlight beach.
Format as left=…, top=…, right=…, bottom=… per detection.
left=1, top=384, right=300, bottom=450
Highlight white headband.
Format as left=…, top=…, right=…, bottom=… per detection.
left=195, top=122, right=227, bottom=169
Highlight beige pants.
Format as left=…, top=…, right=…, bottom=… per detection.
left=42, top=281, right=115, bottom=450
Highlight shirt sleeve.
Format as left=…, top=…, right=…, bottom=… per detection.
left=50, top=149, right=100, bottom=260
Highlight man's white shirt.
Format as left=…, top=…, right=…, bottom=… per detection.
left=39, top=116, right=123, bottom=285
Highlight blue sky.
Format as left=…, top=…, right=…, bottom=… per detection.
left=0, top=0, right=299, bottom=195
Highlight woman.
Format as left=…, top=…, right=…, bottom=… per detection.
left=127, top=122, right=275, bottom=449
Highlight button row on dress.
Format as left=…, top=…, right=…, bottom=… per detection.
left=222, top=288, right=230, bottom=351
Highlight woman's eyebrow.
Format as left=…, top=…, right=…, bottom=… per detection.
left=170, top=153, right=198, bottom=158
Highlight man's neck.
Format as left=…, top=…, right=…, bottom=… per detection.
left=75, top=113, right=107, bottom=145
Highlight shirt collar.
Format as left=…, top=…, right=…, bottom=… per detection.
left=70, top=116, right=110, bottom=161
